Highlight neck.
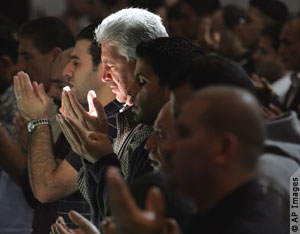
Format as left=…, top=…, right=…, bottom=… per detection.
left=192, top=170, right=254, bottom=214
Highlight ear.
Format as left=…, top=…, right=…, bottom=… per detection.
left=212, top=133, right=238, bottom=165
left=0, top=55, right=14, bottom=69
left=50, top=47, right=62, bottom=62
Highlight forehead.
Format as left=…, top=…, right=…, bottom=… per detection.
left=154, top=104, right=173, bottom=130
left=135, top=58, right=157, bottom=77
left=18, top=37, right=40, bottom=54
left=72, top=39, right=92, bottom=57
left=101, top=43, right=125, bottom=62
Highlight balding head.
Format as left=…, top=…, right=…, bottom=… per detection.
left=188, top=86, right=265, bottom=169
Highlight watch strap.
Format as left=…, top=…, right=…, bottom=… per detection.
left=27, top=119, right=50, bottom=133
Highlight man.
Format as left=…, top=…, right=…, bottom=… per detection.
left=239, top=0, right=288, bottom=52
left=14, top=24, right=115, bottom=231
left=201, top=5, right=255, bottom=74
left=105, top=86, right=287, bottom=234
left=252, top=24, right=291, bottom=104
left=57, top=8, right=168, bottom=228
left=279, top=16, right=300, bottom=111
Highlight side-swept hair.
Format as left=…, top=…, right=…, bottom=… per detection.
left=18, top=17, right=75, bottom=54
left=168, top=55, right=254, bottom=93
left=95, top=8, right=168, bottom=62
left=136, top=37, right=202, bottom=86
left=77, top=24, right=101, bottom=68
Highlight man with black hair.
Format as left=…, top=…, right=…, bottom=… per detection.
left=14, top=23, right=116, bottom=232
left=279, top=16, right=300, bottom=112
left=239, top=0, right=288, bottom=51
left=253, top=23, right=291, bottom=104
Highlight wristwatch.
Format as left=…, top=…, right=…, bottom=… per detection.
left=27, top=119, right=50, bottom=133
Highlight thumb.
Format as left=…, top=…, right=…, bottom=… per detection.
left=88, top=90, right=97, bottom=117
left=145, top=187, right=165, bottom=220
left=69, top=210, right=100, bottom=234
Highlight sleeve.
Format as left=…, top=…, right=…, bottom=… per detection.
left=65, top=151, right=83, bottom=172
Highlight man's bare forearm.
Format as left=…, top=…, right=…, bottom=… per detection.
left=28, top=125, right=78, bottom=202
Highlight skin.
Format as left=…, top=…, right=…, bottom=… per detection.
left=278, top=18, right=300, bottom=72
left=128, top=58, right=169, bottom=125
left=145, top=102, right=174, bottom=171
left=17, top=37, right=61, bottom=92
left=252, top=36, right=286, bottom=83
left=239, top=6, right=269, bottom=51
left=101, top=43, right=136, bottom=104
left=14, top=50, right=79, bottom=203
left=63, top=40, right=109, bottom=108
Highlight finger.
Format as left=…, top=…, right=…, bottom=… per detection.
left=37, top=83, right=50, bottom=104
left=51, top=224, right=60, bottom=234
left=106, top=167, right=138, bottom=219
left=268, top=103, right=282, bottom=116
left=55, top=223, right=70, bottom=234
left=14, top=75, right=21, bottom=98
left=62, top=90, right=78, bottom=119
left=57, top=114, right=82, bottom=150
left=68, top=91, right=87, bottom=119
left=145, top=187, right=165, bottom=220
left=87, top=90, right=97, bottom=116
left=93, top=98, right=107, bottom=121
left=20, top=72, right=33, bottom=99
left=261, top=105, right=275, bottom=119
left=68, top=210, right=100, bottom=234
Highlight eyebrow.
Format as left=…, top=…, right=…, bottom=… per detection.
left=70, top=55, right=79, bottom=60
left=19, top=51, right=32, bottom=56
left=135, top=73, right=149, bottom=81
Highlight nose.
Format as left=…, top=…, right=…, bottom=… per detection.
left=101, top=64, right=112, bottom=82
left=62, top=61, right=73, bottom=82
left=127, top=79, right=140, bottom=97
left=278, top=43, right=284, bottom=56
left=145, top=132, right=157, bottom=152
left=16, top=56, right=27, bottom=72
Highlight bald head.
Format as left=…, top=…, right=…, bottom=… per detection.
left=186, top=86, right=265, bottom=170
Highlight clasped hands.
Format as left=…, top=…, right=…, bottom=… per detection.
left=57, top=89, right=113, bottom=163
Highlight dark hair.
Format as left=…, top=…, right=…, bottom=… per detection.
left=168, top=55, right=254, bottom=93
left=136, top=37, right=203, bottom=86
left=77, top=24, right=101, bottom=68
left=223, top=5, right=248, bottom=29
left=0, top=14, right=18, bottom=63
left=18, top=17, right=75, bottom=54
left=249, top=0, right=288, bottom=23
left=183, top=0, right=220, bottom=16
left=261, top=23, right=283, bottom=50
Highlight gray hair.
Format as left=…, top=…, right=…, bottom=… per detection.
left=95, top=8, right=168, bottom=62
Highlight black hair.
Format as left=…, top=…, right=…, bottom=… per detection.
left=18, top=17, right=75, bottom=54
left=136, top=37, right=203, bottom=86
left=0, top=14, right=18, bottom=63
left=249, top=0, right=288, bottom=23
left=76, top=24, right=101, bottom=68
left=223, top=5, right=248, bottom=29
left=168, top=55, right=254, bottom=93
left=261, top=23, right=283, bottom=50
left=182, top=0, right=220, bottom=17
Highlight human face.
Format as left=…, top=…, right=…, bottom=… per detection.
left=48, top=50, right=71, bottom=107
left=252, top=36, right=284, bottom=82
left=63, top=40, right=101, bottom=107
left=145, top=103, right=174, bottom=171
left=279, top=19, right=300, bottom=71
left=180, top=2, right=199, bottom=41
left=162, top=99, right=216, bottom=197
left=101, top=43, right=136, bottom=104
left=239, top=6, right=265, bottom=50
left=128, top=58, right=169, bottom=124
left=17, top=37, right=54, bottom=92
